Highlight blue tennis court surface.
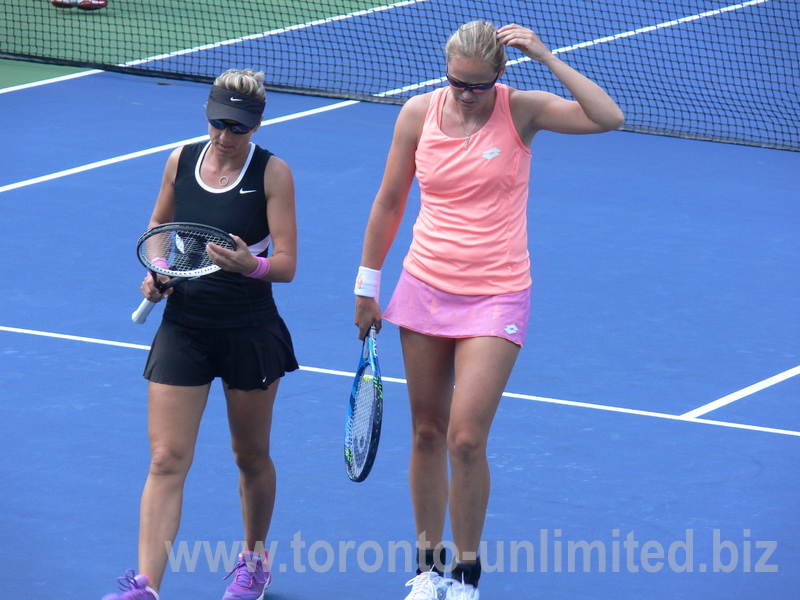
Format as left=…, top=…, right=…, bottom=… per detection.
left=1, top=51, right=797, bottom=600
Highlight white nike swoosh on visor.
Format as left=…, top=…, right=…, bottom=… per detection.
left=230, top=97, right=242, bottom=101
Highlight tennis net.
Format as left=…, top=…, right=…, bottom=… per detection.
left=2, top=0, right=797, bottom=150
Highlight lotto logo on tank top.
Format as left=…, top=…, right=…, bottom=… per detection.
left=483, top=147, right=501, bottom=159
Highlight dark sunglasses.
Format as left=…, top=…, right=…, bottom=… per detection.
left=445, top=69, right=501, bottom=93
left=208, top=119, right=255, bottom=135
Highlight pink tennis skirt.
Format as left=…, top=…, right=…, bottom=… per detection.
left=383, top=269, right=531, bottom=346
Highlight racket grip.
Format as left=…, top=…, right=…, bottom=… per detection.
left=131, top=298, right=157, bottom=324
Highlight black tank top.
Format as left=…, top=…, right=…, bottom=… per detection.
left=163, top=141, right=280, bottom=328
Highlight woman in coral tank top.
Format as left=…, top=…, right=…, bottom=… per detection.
left=354, top=21, right=624, bottom=600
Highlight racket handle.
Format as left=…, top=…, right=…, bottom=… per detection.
left=131, top=298, right=157, bottom=324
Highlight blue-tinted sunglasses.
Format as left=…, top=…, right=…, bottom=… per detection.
left=446, top=69, right=501, bottom=93
left=208, top=119, right=255, bottom=135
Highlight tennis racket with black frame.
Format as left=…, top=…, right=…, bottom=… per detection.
left=131, top=222, right=235, bottom=324
left=344, top=325, right=384, bottom=482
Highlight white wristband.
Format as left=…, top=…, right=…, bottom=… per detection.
left=354, top=266, right=381, bottom=302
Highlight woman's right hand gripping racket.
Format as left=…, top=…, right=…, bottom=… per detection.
left=131, top=222, right=235, bottom=324
left=344, top=325, right=384, bottom=482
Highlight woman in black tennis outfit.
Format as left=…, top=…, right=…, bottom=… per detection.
left=102, top=69, right=297, bottom=600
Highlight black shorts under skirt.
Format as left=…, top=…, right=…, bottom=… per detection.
left=143, top=317, right=299, bottom=391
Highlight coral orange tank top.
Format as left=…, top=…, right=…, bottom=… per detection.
left=405, top=83, right=532, bottom=295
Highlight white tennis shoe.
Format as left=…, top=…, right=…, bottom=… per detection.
left=446, top=579, right=479, bottom=600
left=403, top=569, right=448, bottom=600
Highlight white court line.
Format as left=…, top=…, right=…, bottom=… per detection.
left=681, top=365, right=800, bottom=419
left=0, top=101, right=357, bottom=194
left=521, top=0, right=770, bottom=59
left=0, top=70, right=102, bottom=95
left=2, top=325, right=798, bottom=438
left=0, top=325, right=151, bottom=351
left=501, top=392, right=800, bottom=438
left=123, top=0, right=426, bottom=67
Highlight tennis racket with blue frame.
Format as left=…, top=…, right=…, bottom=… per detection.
left=344, top=325, right=384, bottom=482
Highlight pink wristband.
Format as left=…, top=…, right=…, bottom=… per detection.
left=244, top=256, right=270, bottom=279
left=151, top=257, right=169, bottom=270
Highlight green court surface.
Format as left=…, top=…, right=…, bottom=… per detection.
left=3, top=0, right=381, bottom=67
left=0, top=58, right=87, bottom=88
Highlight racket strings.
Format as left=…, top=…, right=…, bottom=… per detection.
left=141, top=230, right=232, bottom=275
left=347, top=364, right=377, bottom=467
